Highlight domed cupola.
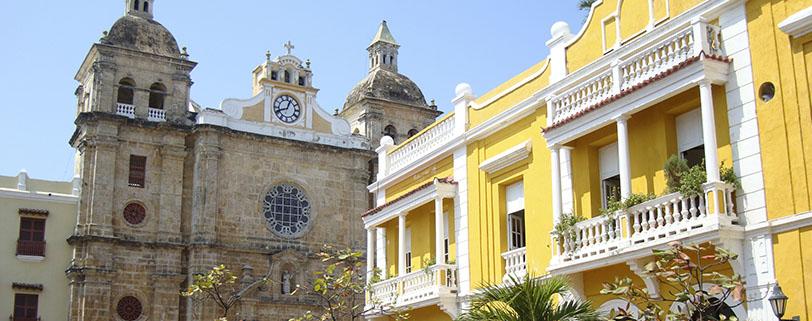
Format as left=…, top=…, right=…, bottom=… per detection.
left=102, top=0, right=181, bottom=58
left=343, top=21, right=430, bottom=110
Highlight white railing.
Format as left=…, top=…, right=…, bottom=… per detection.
left=502, top=247, right=528, bottom=282
left=387, top=114, right=456, bottom=174
left=367, top=264, right=458, bottom=309
left=116, top=103, right=135, bottom=118
left=551, top=183, right=738, bottom=267
left=148, top=108, right=166, bottom=122
left=548, top=20, right=725, bottom=127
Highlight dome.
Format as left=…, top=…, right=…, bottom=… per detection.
left=344, top=68, right=428, bottom=109
left=104, top=15, right=180, bottom=57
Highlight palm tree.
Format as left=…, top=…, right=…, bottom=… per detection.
left=458, top=275, right=603, bottom=321
left=578, top=0, right=597, bottom=11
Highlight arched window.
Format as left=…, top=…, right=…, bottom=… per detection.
left=284, top=70, right=290, bottom=83
left=407, top=129, right=419, bottom=138
left=148, top=83, right=166, bottom=109
left=117, top=78, right=136, bottom=105
left=143, top=1, right=149, bottom=12
left=382, top=55, right=387, bottom=64
left=389, top=55, right=394, bottom=64
left=383, top=125, right=397, bottom=142
left=133, top=0, right=140, bottom=11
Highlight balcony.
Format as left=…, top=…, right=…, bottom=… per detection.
left=147, top=107, right=166, bottom=122
left=16, top=240, right=45, bottom=257
left=368, top=264, right=458, bottom=311
left=543, top=19, right=728, bottom=146
left=501, top=247, right=527, bottom=283
left=549, top=183, right=739, bottom=273
left=116, top=103, right=135, bottom=118
left=384, top=113, right=456, bottom=176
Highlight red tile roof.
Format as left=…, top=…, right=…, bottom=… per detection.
left=362, top=177, right=456, bottom=218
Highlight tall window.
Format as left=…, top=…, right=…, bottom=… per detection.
left=506, top=181, right=526, bottom=250
left=676, top=108, right=705, bottom=167
left=443, top=212, right=450, bottom=263
left=383, top=125, right=397, bottom=143
left=404, top=227, right=412, bottom=273
left=142, top=0, right=149, bottom=12
left=128, top=155, right=147, bottom=188
left=13, top=293, right=38, bottom=321
left=148, top=83, right=166, bottom=109
left=133, top=0, right=140, bottom=11
left=284, top=70, right=291, bottom=83
left=599, top=143, right=621, bottom=207
left=17, top=217, right=45, bottom=257
left=117, top=78, right=135, bottom=105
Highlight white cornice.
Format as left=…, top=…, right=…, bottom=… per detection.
left=0, top=188, right=78, bottom=204
left=744, top=211, right=812, bottom=236
left=778, top=6, right=812, bottom=38
left=469, top=59, right=549, bottom=110
left=363, top=182, right=457, bottom=228
left=479, top=140, right=532, bottom=174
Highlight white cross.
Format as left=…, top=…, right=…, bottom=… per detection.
left=284, top=41, right=294, bottom=55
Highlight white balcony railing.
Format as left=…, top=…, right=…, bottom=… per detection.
left=148, top=108, right=166, bottom=122
left=548, top=20, right=724, bottom=128
left=387, top=113, right=456, bottom=174
left=551, top=183, right=737, bottom=269
left=502, top=247, right=528, bottom=282
left=368, top=264, right=458, bottom=309
left=116, top=103, right=135, bottom=118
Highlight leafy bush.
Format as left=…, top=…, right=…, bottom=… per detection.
left=720, top=161, right=741, bottom=189
left=664, top=154, right=689, bottom=193
left=554, top=212, right=586, bottom=242
left=678, top=164, right=706, bottom=196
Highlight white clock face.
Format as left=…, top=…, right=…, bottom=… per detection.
left=273, top=95, right=301, bottom=123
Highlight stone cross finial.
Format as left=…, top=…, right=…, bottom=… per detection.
left=266, top=50, right=271, bottom=62
left=284, top=41, right=295, bottom=55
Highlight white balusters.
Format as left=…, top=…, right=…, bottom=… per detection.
left=116, top=103, right=135, bottom=118
left=387, top=114, right=456, bottom=174
left=502, top=247, right=528, bottom=282
left=368, top=264, right=459, bottom=308
left=148, top=108, right=166, bottom=122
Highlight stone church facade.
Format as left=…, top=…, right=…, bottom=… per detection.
left=65, top=1, right=438, bottom=320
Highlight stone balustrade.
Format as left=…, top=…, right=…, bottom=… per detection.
left=501, top=247, right=528, bottom=282
left=368, top=264, right=458, bottom=309
left=116, top=103, right=135, bottom=118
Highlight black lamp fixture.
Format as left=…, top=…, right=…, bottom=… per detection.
left=769, top=283, right=800, bottom=321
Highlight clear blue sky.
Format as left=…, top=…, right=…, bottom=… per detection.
left=0, top=1, right=584, bottom=181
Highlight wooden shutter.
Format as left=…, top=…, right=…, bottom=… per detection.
left=14, top=293, right=38, bottom=319
left=128, top=155, right=146, bottom=187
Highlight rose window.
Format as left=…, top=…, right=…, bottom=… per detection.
left=116, top=296, right=143, bottom=321
left=263, top=184, right=311, bottom=237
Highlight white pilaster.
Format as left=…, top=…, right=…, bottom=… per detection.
left=16, top=169, right=28, bottom=191
left=366, top=228, right=376, bottom=278
left=377, top=136, right=395, bottom=180
left=699, top=80, right=721, bottom=182
left=615, top=115, right=632, bottom=199
left=452, top=83, right=474, bottom=136
left=398, top=214, right=407, bottom=276
left=560, top=146, right=574, bottom=214
left=551, top=145, right=563, bottom=223
left=546, top=22, right=575, bottom=83
left=453, top=145, right=471, bottom=295
left=375, top=228, right=387, bottom=278
left=435, top=197, right=445, bottom=265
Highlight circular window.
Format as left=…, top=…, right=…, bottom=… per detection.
left=123, top=203, right=146, bottom=226
left=263, top=184, right=311, bottom=237
left=116, top=296, right=143, bottom=321
left=759, top=82, right=775, bottom=102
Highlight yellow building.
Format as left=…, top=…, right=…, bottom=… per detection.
left=362, top=0, right=812, bottom=320
left=0, top=171, right=79, bottom=321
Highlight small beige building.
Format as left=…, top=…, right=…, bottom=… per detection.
left=0, top=170, right=79, bottom=321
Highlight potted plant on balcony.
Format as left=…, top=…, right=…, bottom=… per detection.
left=554, top=212, right=586, bottom=247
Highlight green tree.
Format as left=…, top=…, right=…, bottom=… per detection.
left=182, top=263, right=272, bottom=320
left=579, top=0, right=598, bottom=11
left=290, top=246, right=407, bottom=321
left=458, top=275, right=602, bottom=321
left=601, top=241, right=745, bottom=321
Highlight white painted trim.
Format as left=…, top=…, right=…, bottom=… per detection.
left=744, top=211, right=812, bottom=236
left=16, top=255, right=46, bottom=262
left=363, top=182, right=457, bottom=229
left=470, top=59, right=550, bottom=110
left=478, top=140, right=532, bottom=174
left=0, top=188, right=78, bottom=204
left=778, top=5, right=812, bottom=38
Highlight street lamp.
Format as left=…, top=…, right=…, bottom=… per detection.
left=768, top=283, right=800, bottom=321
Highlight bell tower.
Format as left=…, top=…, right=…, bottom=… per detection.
left=368, top=20, right=399, bottom=73
left=126, top=0, right=154, bottom=19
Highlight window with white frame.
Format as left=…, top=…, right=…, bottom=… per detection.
left=599, top=142, right=621, bottom=207
left=404, top=227, right=412, bottom=273
left=506, top=181, right=526, bottom=250
left=676, top=108, right=705, bottom=168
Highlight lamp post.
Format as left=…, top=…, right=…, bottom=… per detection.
left=769, top=283, right=800, bottom=321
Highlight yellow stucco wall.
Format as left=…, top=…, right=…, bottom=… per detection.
left=747, top=0, right=812, bottom=220
left=382, top=199, right=456, bottom=279
left=466, top=108, right=552, bottom=287
left=469, top=59, right=550, bottom=128
left=773, top=228, right=812, bottom=321
left=385, top=156, right=454, bottom=202
left=0, top=176, right=77, bottom=321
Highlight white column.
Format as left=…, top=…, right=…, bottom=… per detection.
left=615, top=114, right=632, bottom=199
left=398, top=214, right=407, bottom=276
left=434, top=197, right=445, bottom=265
left=699, top=80, right=721, bottom=182
left=551, top=145, right=562, bottom=224
left=375, top=228, right=387, bottom=277
left=366, top=228, right=376, bottom=278
left=560, top=146, right=574, bottom=214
